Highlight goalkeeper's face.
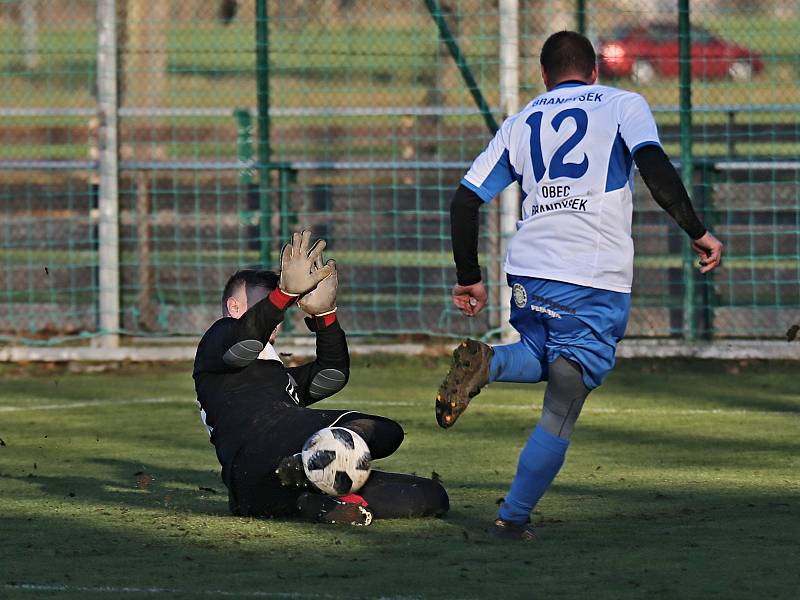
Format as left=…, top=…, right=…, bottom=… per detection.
left=227, top=283, right=280, bottom=343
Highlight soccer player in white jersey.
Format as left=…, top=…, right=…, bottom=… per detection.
left=436, top=31, right=723, bottom=540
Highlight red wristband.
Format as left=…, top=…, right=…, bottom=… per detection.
left=267, top=288, right=298, bottom=311
left=318, top=312, right=337, bottom=328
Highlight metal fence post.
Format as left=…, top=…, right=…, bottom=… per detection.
left=96, top=0, right=120, bottom=348
left=256, top=0, right=272, bottom=267
left=576, top=0, right=587, bottom=35
left=499, top=0, right=519, bottom=340
left=235, top=108, right=253, bottom=185
left=678, top=0, right=695, bottom=341
left=21, top=0, right=39, bottom=69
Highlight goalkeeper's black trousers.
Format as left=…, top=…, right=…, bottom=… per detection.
left=227, top=408, right=449, bottom=519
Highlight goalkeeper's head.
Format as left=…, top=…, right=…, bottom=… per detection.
left=222, top=268, right=278, bottom=318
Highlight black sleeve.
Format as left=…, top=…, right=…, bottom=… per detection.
left=193, top=295, right=285, bottom=375
left=450, top=184, right=484, bottom=286
left=633, top=144, right=707, bottom=240
left=286, top=317, right=350, bottom=407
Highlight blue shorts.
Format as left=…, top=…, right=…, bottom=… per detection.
left=507, top=275, right=631, bottom=389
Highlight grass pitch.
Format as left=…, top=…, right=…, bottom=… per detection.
left=1, top=356, right=798, bottom=600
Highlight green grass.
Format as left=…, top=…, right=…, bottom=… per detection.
left=0, top=24, right=445, bottom=108
left=0, top=357, right=798, bottom=599
left=1, top=248, right=796, bottom=270
left=705, top=16, right=800, bottom=55
left=0, top=21, right=796, bottom=111
left=1, top=19, right=797, bottom=164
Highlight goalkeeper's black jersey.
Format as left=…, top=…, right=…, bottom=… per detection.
left=192, top=295, right=349, bottom=488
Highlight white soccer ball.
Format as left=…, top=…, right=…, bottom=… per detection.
left=301, top=427, right=372, bottom=496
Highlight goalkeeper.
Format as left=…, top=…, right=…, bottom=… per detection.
left=193, top=230, right=448, bottom=526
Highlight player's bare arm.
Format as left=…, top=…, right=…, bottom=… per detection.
left=634, top=144, right=724, bottom=273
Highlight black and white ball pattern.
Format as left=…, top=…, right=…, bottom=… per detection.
left=301, top=427, right=372, bottom=496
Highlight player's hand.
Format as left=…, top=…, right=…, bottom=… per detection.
left=452, top=281, right=488, bottom=317
left=275, top=454, right=308, bottom=488
left=278, top=230, right=333, bottom=296
left=691, top=231, right=724, bottom=274
left=298, top=255, right=337, bottom=316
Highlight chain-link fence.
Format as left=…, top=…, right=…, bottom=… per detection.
left=1, top=0, right=798, bottom=346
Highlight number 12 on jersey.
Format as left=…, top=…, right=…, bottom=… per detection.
left=527, top=107, right=589, bottom=183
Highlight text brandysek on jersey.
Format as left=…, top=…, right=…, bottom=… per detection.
left=530, top=92, right=604, bottom=108
left=530, top=198, right=588, bottom=216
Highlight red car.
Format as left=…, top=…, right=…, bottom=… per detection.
left=599, top=23, right=764, bottom=82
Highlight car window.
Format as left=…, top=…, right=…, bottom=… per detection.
left=612, top=25, right=636, bottom=39
left=651, top=24, right=675, bottom=43
left=631, top=22, right=719, bottom=45
left=691, top=26, right=716, bottom=44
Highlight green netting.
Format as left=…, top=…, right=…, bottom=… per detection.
left=0, top=0, right=798, bottom=343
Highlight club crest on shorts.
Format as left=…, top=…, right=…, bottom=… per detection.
left=512, top=283, right=528, bottom=308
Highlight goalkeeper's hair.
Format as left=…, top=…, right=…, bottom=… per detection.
left=540, top=30, right=596, bottom=81
left=221, top=269, right=279, bottom=316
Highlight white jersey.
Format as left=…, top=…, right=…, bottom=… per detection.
left=462, top=82, right=661, bottom=293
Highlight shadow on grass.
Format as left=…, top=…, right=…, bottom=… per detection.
left=2, top=457, right=228, bottom=516
left=584, top=422, right=800, bottom=464
left=2, top=479, right=798, bottom=600
left=607, top=358, right=800, bottom=414
left=448, top=414, right=800, bottom=465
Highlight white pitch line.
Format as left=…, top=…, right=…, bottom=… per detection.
left=0, top=397, right=184, bottom=413
left=340, top=399, right=800, bottom=418
left=1, top=396, right=797, bottom=419
left=3, top=583, right=435, bottom=600
left=582, top=405, right=800, bottom=418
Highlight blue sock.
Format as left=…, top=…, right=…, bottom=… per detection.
left=490, top=341, right=543, bottom=383
left=497, top=424, right=570, bottom=523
